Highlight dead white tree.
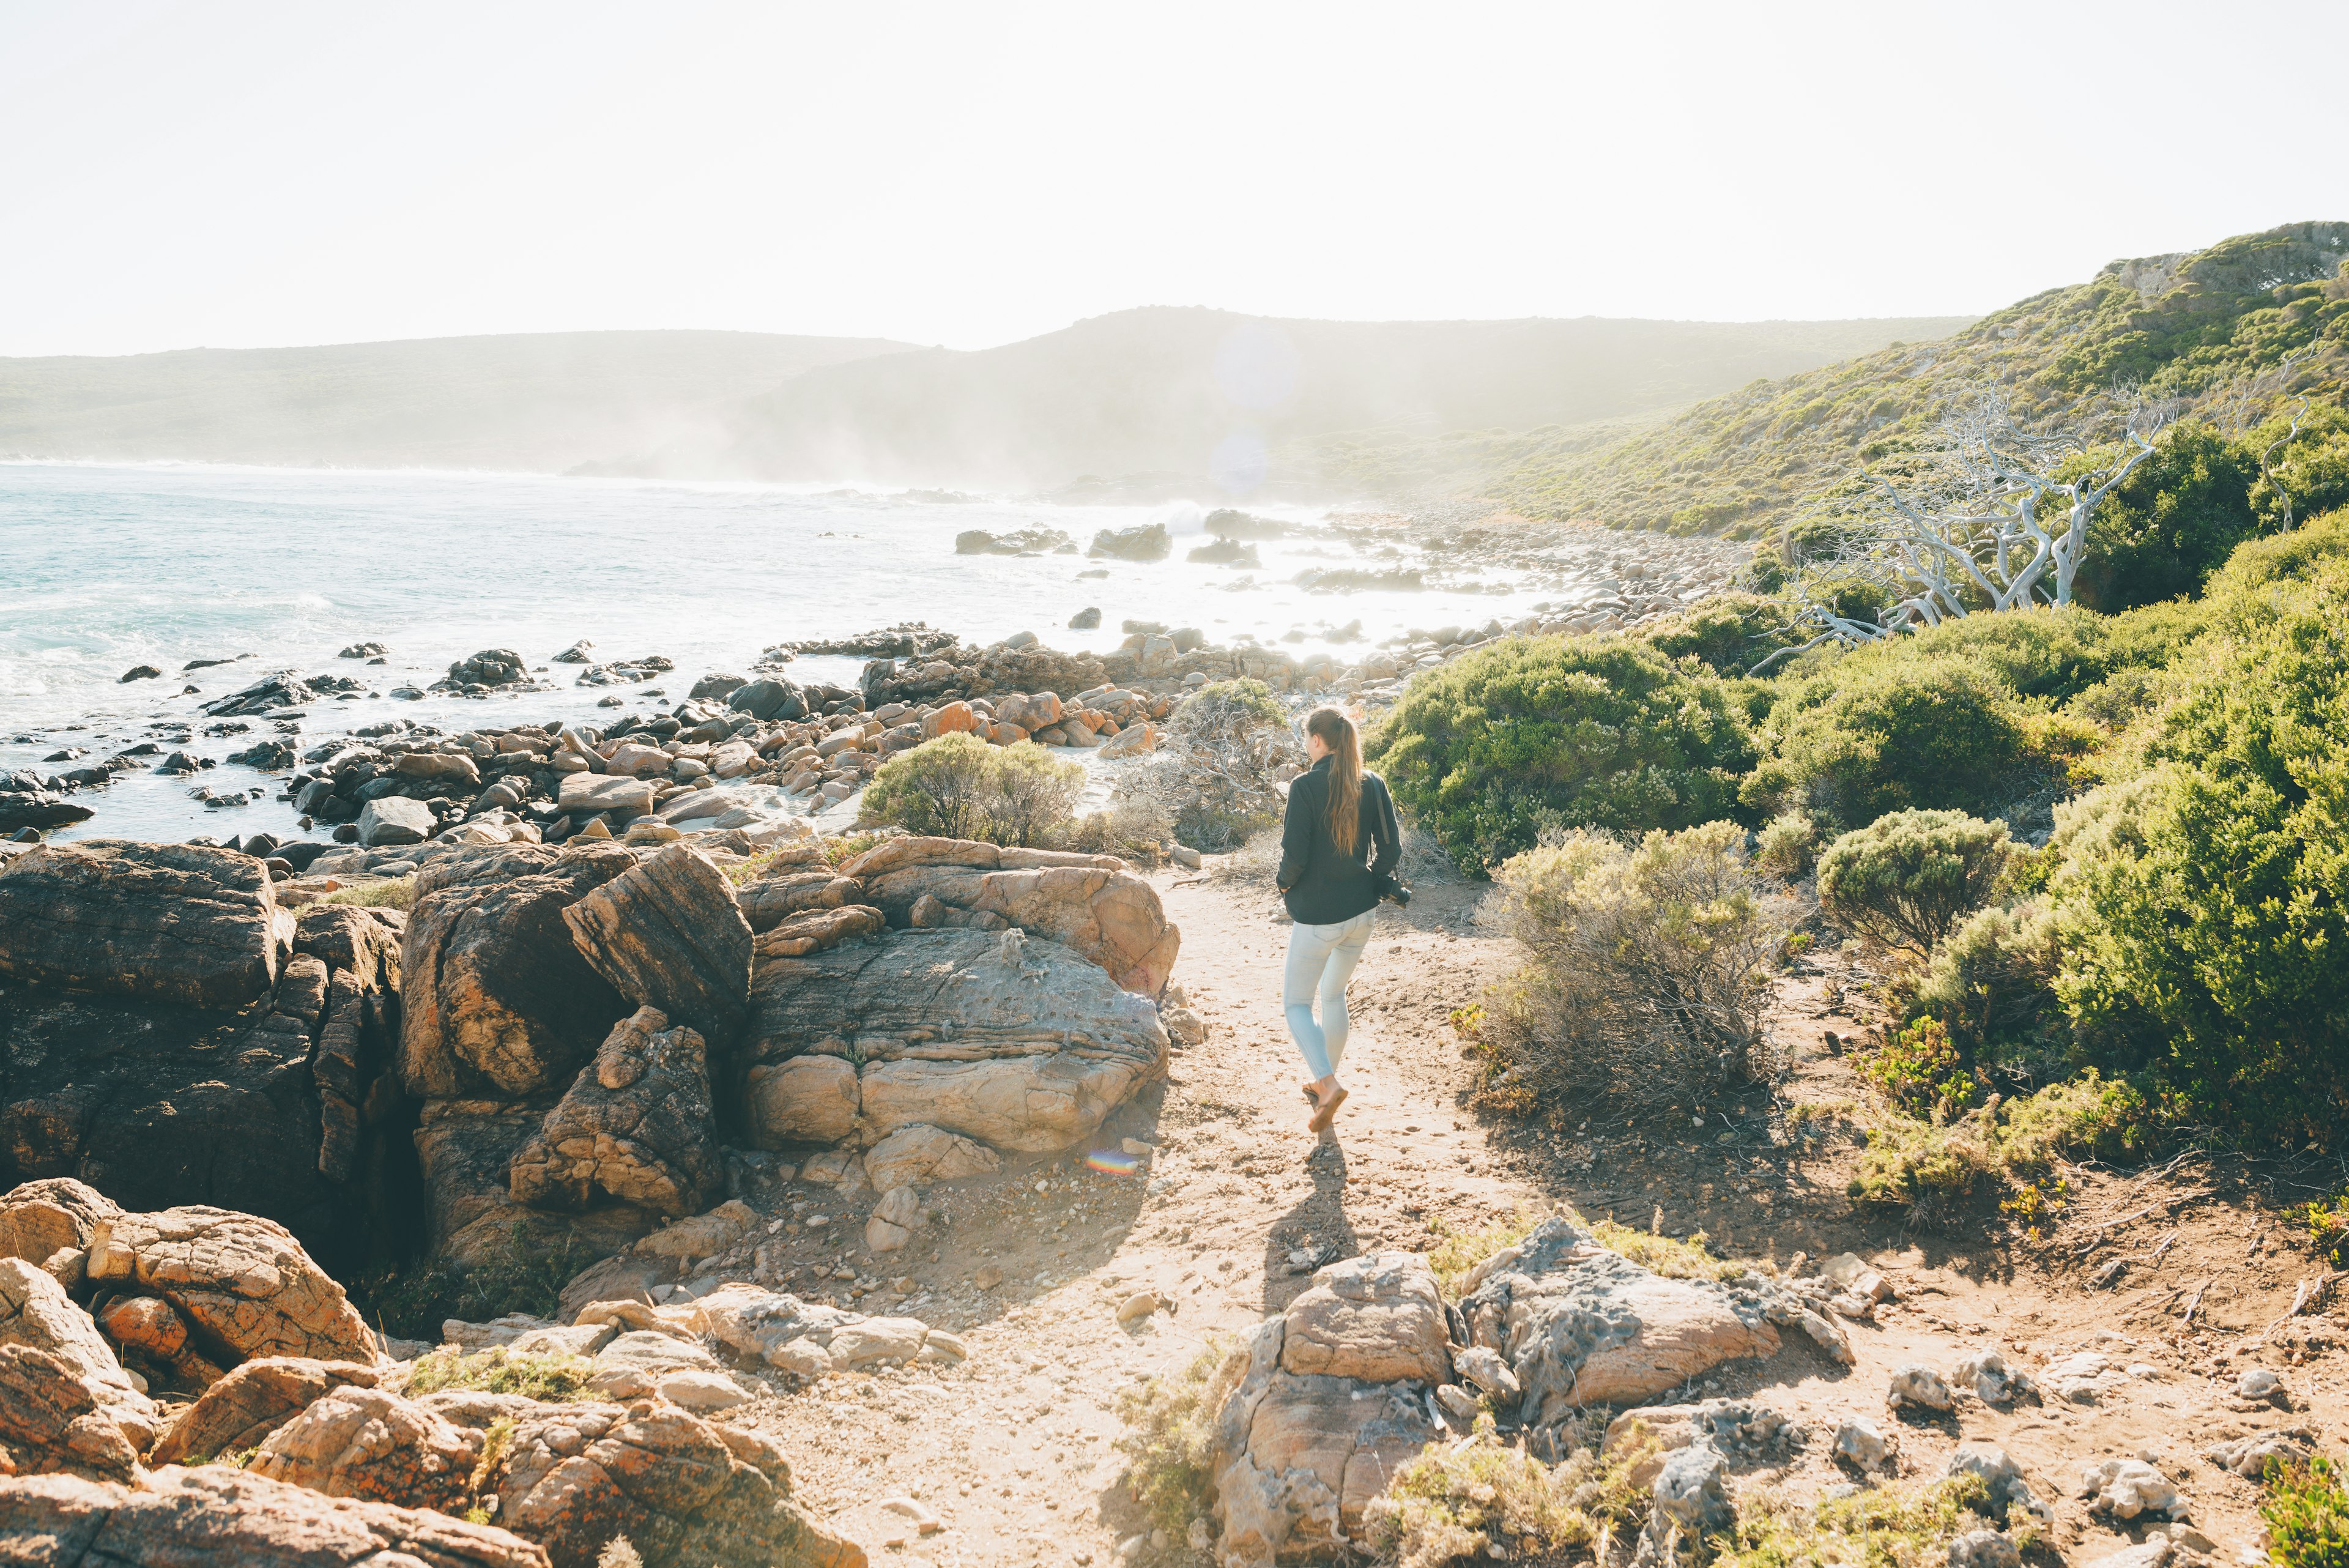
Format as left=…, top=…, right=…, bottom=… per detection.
left=1753, top=386, right=2173, bottom=672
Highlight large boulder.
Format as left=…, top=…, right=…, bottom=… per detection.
left=85, top=1206, right=379, bottom=1367
left=400, top=844, right=635, bottom=1099
left=508, top=1007, right=721, bottom=1219
left=742, top=927, right=1165, bottom=1154
left=0, top=1178, right=119, bottom=1280
left=0, top=841, right=284, bottom=1008
left=562, top=844, right=752, bottom=1046
left=861, top=1124, right=998, bottom=1193
left=0, top=1465, right=551, bottom=1567
left=249, top=1384, right=483, bottom=1514
left=480, top=1396, right=867, bottom=1568
left=841, top=838, right=1179, bottom=994
left=0, top=1345, right=145, bottom=1482
left=1277, top=1253, right=1452, bottom=1385
left=1208, top=1255, right=1447, bottom=1562
left=0, top=1261, right=156, bottom=1452
left=1455, top=1218, right=1783, bottom=1429
left=149, top=1356, right=383, bottom=1466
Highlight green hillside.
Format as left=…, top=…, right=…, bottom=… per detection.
left=1493, top=221, right=2349, bottom=539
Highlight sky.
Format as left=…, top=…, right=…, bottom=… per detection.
left=5, top=1, right=2346, bottom=359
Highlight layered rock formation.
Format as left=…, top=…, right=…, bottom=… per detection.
left=741, top=926, right=1167, bottom=1154
left=0, top=845, right=410, bottom=1271
left=839, top=836, right=1180, bottom=994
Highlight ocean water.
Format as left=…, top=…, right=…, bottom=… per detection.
left=0, top=461, right=1547, bottom=844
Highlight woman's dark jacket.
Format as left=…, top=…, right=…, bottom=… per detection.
left=1276, top=756, right=1401, bottom=924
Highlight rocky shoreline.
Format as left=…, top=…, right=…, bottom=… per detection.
left=4, top=524, right=1746, bottom=861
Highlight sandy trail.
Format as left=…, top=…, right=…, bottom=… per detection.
left=732, top=851, right=2347, bottom=1566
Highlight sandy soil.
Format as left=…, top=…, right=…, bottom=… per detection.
left=713, top=845, right=2347, bottom=1567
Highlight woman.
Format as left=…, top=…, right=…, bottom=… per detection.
left=1275, top=706, right=1401, bottom=1133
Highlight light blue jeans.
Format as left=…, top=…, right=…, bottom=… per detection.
left=1283, top=910, right=1375, bottom=1081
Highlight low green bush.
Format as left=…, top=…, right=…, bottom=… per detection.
left=322, top=878, right=415, bottom=910
left=1743, top=654, right=2039, bottom=828
left=1816, top=809, right=2015, bottom=957
left=2076, top=422, right=2264, bottom=613
left=1638, top=593, right=1811, bottom=676
left=1713, top=1473, right=2032, bottom=1568
left=1361, top=1424, right=1654, bottom=1568
left=1856, top=1019, right=1983, bottom=1120
left=1370, top=636, right=1756, bottom=874
left=1847, top=1071, right=2154, bottom=1217
left=856, top=735, right=1085, bottom=845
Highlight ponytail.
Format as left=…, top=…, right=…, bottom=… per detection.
left=1305, top=707, right=1362, bottom=856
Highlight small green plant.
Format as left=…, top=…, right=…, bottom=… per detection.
left=1112, top=1337, right=1238, bottom=1535
left=2262, top=1454, right=2349, bottom=1568
left=1427, top=1206, right=1548, bottom=1297
left=470, top=1414, right=518, bottom=1495
left=322, top=877, right=415, bottom=910
left=1712, top=1473, right=2027, bottom=1567
left=406, top=1348, right=599, bottom=1404
left=2294, top=1197, right=2349, bottom=1268
left=1587, top=1221, right=1746, bottom=1282
left=1857, top=1019, right=1984, bottom=1119
left=1362, top=1423, right=1656, bottom=1568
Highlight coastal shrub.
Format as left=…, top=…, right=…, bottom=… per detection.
left=2054, top=567, right=2349, bottom=1143
left=1480, top=822, right=1793, bottom=1117
left=1142, top=678, right=1291, bottom=850
left=859, top=733, right=997, bottom=839
left=1369, top=636, right=1756, bottom=874
left=856, top=735, right=1083, bottom=847
left=1113, top=1337, right=1236, bottom=1534
left=1360, top=1423, right=1654, bottom=1568
left=2261, top=1455, right=2349, bottom=1568
left=2075, top=422, right=2263, bottom=612
left=1753, top=812, right=1822, bottom=881
left=1638, top=592, right=1810, bottom=676
left=983, top=740, right=1088, bottom=846
left=1742, top=654, right=2036, bottom=828
left=1816, top=809, right=2016, bottom=957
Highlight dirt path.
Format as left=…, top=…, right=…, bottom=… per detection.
left=733, top=852, right=2349, bottom=1566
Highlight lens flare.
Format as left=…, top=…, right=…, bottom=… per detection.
left=1085, top=1150, right=1141, bottom=1176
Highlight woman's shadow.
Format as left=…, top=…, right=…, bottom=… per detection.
left=1260, top=1135, right=1361, bottom=1315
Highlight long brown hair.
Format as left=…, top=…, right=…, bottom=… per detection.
left=1305, top=707, right=1363, bottom=856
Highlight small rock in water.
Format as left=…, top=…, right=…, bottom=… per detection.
left=118, top=664, right=162, bottom=683
left=1068, top=607, right=1102, bottom=630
